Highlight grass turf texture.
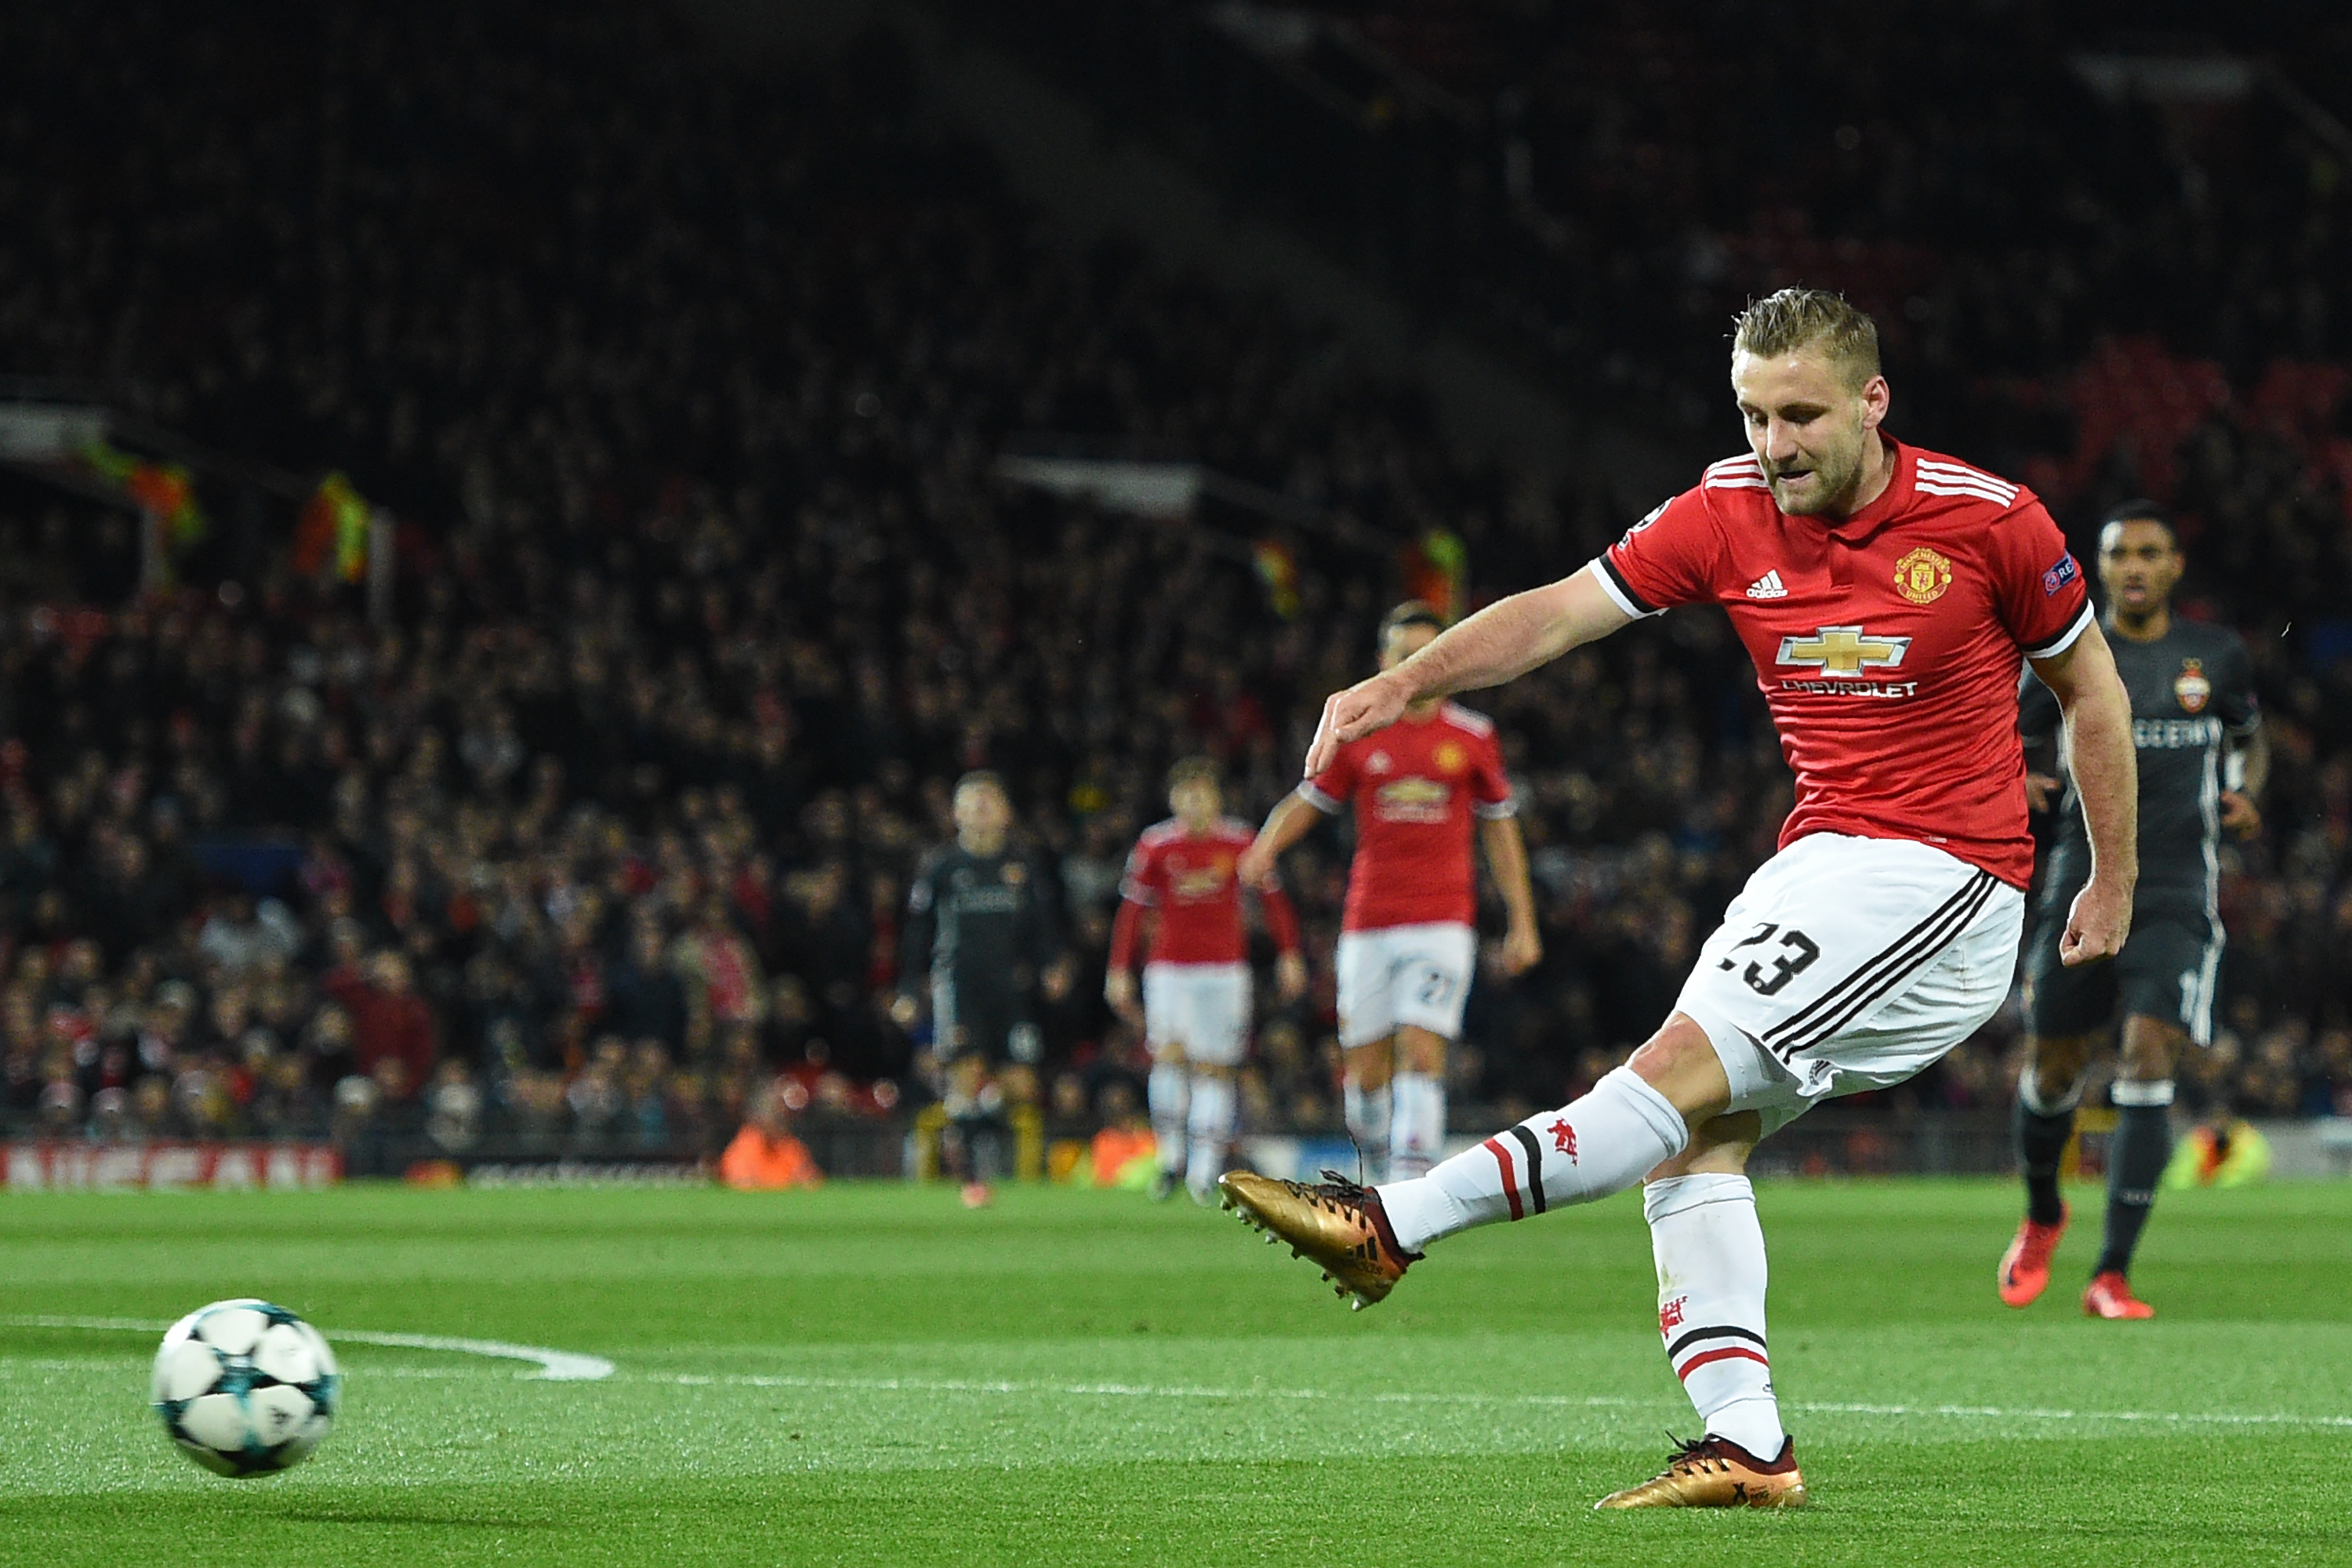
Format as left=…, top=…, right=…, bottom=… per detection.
left=2, top=1181, right=2348, bottom=1566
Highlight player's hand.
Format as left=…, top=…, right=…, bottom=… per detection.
left=1103, top=969, right=1142, bottom=1025
left=887, top=993, right=922, bottom=1029
left=1274, top=951, right=1308, bottom=1003
left=2219, top=790, right=2261, bottom=838
left=1236, top=840, right=1276, bottom=887
left=1303, top=670, right=1414, bottom=778
left=2023, top=772, right=2062, bottom=814
left=1497, top=920, right=1542, bottom=978
left=2059, top=876, right=2133, bottom=967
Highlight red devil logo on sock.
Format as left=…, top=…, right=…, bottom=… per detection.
left=1548, top=1118, right=1577, bottom=1160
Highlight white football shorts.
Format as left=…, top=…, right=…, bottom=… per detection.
left=1675, top=833, right=2025, bottom=1138
left=1142, top=961, right=1251, bottom=1067
left=1335, top=921, right=1478, bottom=1049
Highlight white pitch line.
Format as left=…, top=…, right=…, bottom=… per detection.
left=0, top=1315, right=613, bottom=1381
left=637, top=1370, right=2352, bottom=1430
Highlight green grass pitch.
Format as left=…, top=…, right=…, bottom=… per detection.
left=2, top=1178, right=2349, bottom=1566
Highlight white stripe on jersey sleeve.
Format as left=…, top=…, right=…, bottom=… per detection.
left=2023, top=601, right=2096, bottom=662
left=1915, top=459, right=2019, bottom=500
left=1916, top=479, right=2020, bottom=506
left=1472, top=792, right=1519, bottom=820
left=1297, top=781, right=1343, bottom=814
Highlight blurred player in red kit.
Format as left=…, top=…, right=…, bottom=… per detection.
left=1238, top=603, right=1543, bottom=1184
left=1106, top=758, right=1308, bottom=1203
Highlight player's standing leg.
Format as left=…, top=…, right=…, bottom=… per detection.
left=1185, top=1064, right=1236, bottom=1203
left=1181, top=965, right=1249, bottom=1203
left=2085, top=1013, right=2181, bottom=1318
left=1341, top=1059, right=1392, bottom=1183
left=1335, top=931, right=1395, bottom=1181
left=1382, top=927, right=1477, bottom=1179
left=1141, top=965, right=1190, bottom=1201
left=1388, top=1025, right=1446, bottom=1180
left=2002, top=1029, right=2092, bottom=1305
left=1146, top=1049, right=1189, bottom=1201
left=1638, top=1138, right=1788, bottom=1468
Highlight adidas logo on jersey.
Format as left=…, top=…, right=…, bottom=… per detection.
left=1745, top=570, right=1788, bottom=599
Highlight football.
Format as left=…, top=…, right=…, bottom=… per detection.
left=150, top=1298, right=341, bottom=1477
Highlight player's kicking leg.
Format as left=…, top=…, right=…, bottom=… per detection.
left=2002, top=1028, right=2092, bottom=1307
left=2082, top=1013, right=2183, bottom=1319
left=1222, top=1014, right=1804, bottom=1504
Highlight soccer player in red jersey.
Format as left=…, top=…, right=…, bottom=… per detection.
left=1237, top=603, right=1543, bottom=1184
left=1106, top=758, right=1308, bottom=1203
left=1221, top=290, right=2138, bottom=1510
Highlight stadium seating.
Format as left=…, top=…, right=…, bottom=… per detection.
left=0, top=0, right=2345, bottom=1174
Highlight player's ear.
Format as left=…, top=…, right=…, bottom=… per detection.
left=1857, top=374, right=1890, bottom=430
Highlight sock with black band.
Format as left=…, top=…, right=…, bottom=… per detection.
left=1646, top=1173, right=1784, bottom=1461
left=2096, top=1080, right=2175, bottom=1277
left=2016, top=1069, right=2082, bottom=1227
left=1376, top=1066, right=1690, bottom=1254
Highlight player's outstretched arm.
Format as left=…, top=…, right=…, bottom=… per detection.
left=1303, top=566, right=1632, bottom=776
left=1236, top=792, right=1323, bottom=887
left=2030, top=621, right=2138, bottom=967
left=1478, top=814, right=1542, bottom=976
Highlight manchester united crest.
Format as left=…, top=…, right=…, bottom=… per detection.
left=1893, top=546, right=1953, bottom=605
left=2175, top=658, right=2211, bottom=713
left=1434, top=742, right=1465, bottom=774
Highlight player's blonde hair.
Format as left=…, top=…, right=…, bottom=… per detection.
left=1731, top=289, right=1882, bottom=390
left=1166, top=756, right=1220, bottom=793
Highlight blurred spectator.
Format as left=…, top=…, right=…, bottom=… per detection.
left=717, top=1081, right=826, bottom=1191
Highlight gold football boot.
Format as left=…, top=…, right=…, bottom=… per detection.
left=1594, top=1436, right=1809, bottom=1510
left=1217, top=1170, right=1417, bottom=1308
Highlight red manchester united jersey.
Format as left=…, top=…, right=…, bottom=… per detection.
left=1596, top=437, right=2092, bottom=887
left=1109, top=818, right=1302, bottom=968
left=1301, top=702, right=1516, bottom=931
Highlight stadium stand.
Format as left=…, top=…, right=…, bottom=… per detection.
left=0, top=0, right=2346, bottom=1174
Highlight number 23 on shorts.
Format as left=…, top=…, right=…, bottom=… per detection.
left=1719, top=922, right=1821, bottom=996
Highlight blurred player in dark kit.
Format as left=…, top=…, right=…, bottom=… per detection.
left=1999, top=504, right=2266, bottom=1319
left=895, top=772, right=1072, bottom=1207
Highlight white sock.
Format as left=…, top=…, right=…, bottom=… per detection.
left=1343, top=1079, right=1392, bottom=1184
left=1148, top=1062, right=1188, bottom=1176
left=1185, top=1073, right=1236, bottom=1198
left=1646, top=1173, right=1784, bottom=1460
left=1388, top=1072, right=1445, bottom=1180
left=1377, top=1066, right=1688, bottom=1254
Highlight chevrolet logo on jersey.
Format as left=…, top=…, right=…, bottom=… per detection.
left=1374, top=776, right=1451, bottom=824
left=1776, top=626, right=1912, bottom=677
left=1170, top=862, right=1230, bottom=898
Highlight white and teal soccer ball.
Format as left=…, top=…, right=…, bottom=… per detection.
left=151, top=1298, right=340, bottom=1477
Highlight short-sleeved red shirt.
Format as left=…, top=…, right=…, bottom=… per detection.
left=1109, top=817, right=1301, bottom=968
left=1595, top=437, right=2092, bottom=888
left=1302, top=702, right=1516, bottom=931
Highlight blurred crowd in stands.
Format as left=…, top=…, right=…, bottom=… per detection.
left=0, top=0, right=2347, bottom=1166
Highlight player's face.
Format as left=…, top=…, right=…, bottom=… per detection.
left=1170, top=777, right=1220, bottom=826
left=953, top=784, right=1011, bottom=842
left=2098, top=519, right=2182, bottom=615
left=1379, top=622, right=1437, bottom=673
left=1730, top=348, right=1890, bottom=517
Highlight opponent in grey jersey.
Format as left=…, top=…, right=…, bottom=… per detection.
left=1999, top=504, right=2268, bottom=1319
